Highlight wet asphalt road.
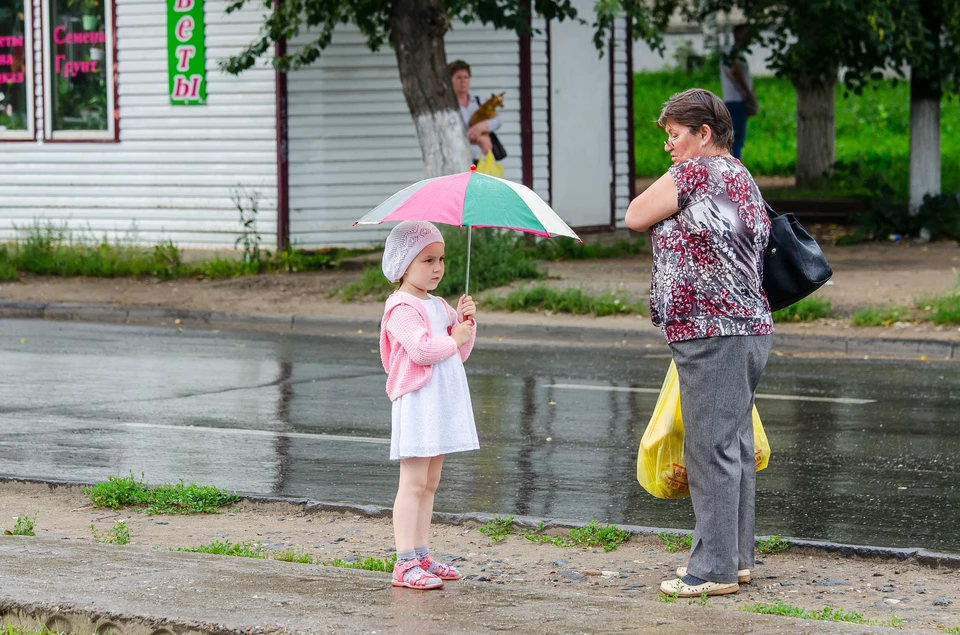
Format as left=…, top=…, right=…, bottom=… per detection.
left=0, top=319, right=957, bottom=553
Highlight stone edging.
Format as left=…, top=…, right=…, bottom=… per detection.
left=4, top=476, right=958, bottom=569
left=1, top=300, right=957, bottom=358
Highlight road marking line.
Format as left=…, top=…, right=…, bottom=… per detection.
left=548, top=383, right=875, bottom=405
left=123, top=422, right=390, bottom=444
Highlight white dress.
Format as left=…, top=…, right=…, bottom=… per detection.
left=390, top=297, right=480, bottom=460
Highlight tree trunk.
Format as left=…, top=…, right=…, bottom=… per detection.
left=908, top=0, right=943, bottom=217
left=793, top=75, right=836, bottom=187
left=390, top=0, right=471, bottom=178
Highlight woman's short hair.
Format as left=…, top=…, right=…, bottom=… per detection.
left=657, top=88, right=734, bottom=151
left=448, top=60, right=471, bottom=77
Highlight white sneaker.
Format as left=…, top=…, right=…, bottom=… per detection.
left=676, top=566, right=751, bottom=583
left=660, top=577, right=739, bottom=597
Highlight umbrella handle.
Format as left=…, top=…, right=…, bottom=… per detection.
left=464, top=226, right=472, bottom=298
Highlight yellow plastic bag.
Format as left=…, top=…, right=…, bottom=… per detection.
left=475, top=151, right=504, bottom=177
left=637, top=361, right=770, bottom=499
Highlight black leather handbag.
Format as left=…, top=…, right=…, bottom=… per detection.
left=762, top=203, right=833, bottom=312
left=489, top=132, right=507, bottom=161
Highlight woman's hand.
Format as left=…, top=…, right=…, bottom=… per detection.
left=467, top=121, right=489, bottom=140
left=458, top=294, right=477, bottom=322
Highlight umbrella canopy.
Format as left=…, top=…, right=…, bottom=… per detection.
left=353, top=167, right=581, bottom=241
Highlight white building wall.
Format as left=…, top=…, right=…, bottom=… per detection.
left=0, top=0, right=277, bottom=248
left=611, top=18, right=632, bottom=227
left=286, top=20, right=550, bottom=249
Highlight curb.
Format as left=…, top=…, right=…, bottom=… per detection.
left=1, top=300, right=958, bottom=358
left=5, top=476, right=958, bottom=570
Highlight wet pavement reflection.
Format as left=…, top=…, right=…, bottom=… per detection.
left=0, top=320, right=957, bottom=553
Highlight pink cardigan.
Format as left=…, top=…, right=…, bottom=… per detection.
left=380, top=292, right=476, bottom=401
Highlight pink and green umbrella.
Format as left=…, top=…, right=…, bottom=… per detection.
left=354, top=166, right=580, bottom=294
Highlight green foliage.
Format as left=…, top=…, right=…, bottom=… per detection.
left=916, top=292, right=960, bottom=325
left=324, top=553, right=397, bottom=572
left=526, top=521, right=631, bottom=552
left=851, top=305, right=913, bottom=327
left=633, top=72, right=960, bottom=199
left=942, top=626, right=960, bottom=634
left=5, top=513, right=36, bottom=536
left=178, top=540, right=265, bottom=558
left=83, top=473, right=240, bottom=514
left=534, top=237, right=646, bottom=261
left=339, top=266, right=394, bottom=302
left=232, top=188, right=266, bottom=274
left=478, top=516, right=515, bottom=542
left=657, top=587, right=681, bottom=603
left=2, top=626, right=67, bottom=635
left=772, top=297, right=832, bottom=322
left=484, top=285, right=644, bottom=317
left=438, top=228, right=544, bottom=297
left=0, top=246, right=19, bottom=282
left=658, top=532, right=693, bottom=553
left=756, top=535, right=790, bottom=554
left=273, top=548, right=315, bottom=564
left=91, top=520, right=130, bottom=545
left=742, top=601, right=866, bottom=624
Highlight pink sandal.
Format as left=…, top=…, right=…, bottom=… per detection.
left=420, top=555, right=462, bottom=581
left=391, top=559, right=444, bottom=590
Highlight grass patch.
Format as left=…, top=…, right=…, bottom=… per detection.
left=741, top=600, right=866, bottom=624
left=916, top=292, right=960, bottom=325
left=178, top=539, right=265, bottom=558
left=478, top=516, right=516, bottom=542
left=2, top=627, right=67, bottom=635
left=484, top=285, right=644, bottom=317
left=1, top=221, right=347, bottom=282
left=850, top=304, right=913, bottom=327
left=437, top=228, right=545, bottom=297
left=525, top=521, right=632, bottom=552
left=772, top=297, right=832, bottom=322
left=91, top=520, right=130, bottom=545
left=941, top=626, right=960, bottom=634
left=83, top=473, right=240, bottom=514
left=534, top=237, right=646, bottom=261
left=756, top=535, right=790, bottom=554
left=273, top=548, right=315, bottom=564
left=634, top=69, right=960, bottom=199
left=324, top=553, right=396, bottom=572
left=658, top=532, right=693, bottom=553
left=4, top=513, right=36, bottom=536
left=339, top=266, right=394, bottom=302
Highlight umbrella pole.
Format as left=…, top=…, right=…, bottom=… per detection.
left=464, top=226, right=472, bottom=297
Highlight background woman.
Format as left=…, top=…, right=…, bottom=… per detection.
left=448, top=59, right=501, bottom=162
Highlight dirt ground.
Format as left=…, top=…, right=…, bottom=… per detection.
left=1, top=482, right=957, bottom=632
left=0, top=240, right=958, bottom=343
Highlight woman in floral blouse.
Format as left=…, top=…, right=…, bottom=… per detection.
left=625, top=88, right=773, bottom=598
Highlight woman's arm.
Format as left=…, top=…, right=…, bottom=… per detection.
left=624, top=171, right=680, bottom=232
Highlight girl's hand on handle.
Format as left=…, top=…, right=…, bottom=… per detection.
left=458, top=294, right=477, bottom=322
left=451, top=320, right=473, bottom=347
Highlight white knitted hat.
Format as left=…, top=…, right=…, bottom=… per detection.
left=381, top=221, right=445, bottom=283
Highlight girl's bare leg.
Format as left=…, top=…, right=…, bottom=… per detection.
left=394, top=457, right=432, bottom=552
left=415, top=455, right=445, bottom=547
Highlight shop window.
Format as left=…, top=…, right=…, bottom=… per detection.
left=0, top=0, right=35, bottom=139
left=42, top=0, right=114, bottom=139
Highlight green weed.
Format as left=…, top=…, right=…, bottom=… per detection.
left=437, top=227, right=544, bottom=297
left=941, top=626, right=960, bottom=634
left=340, top=266, right=394, bottom=302
left=484, top=285, right=644, bottom=317
left=657, top=588, right=681, bottom=603
left=688, top=592, right=711, bottom=607
left=273, top=548, right=315, bottom=564
left=850, top=304, right=913, bottom=327
left=478, top=516, right=516, bottom=542
left=741, top=600, right=866, bottom=624
left=525, top=521, right=632, bottom=552
left=658, top=532, right=692, bottom=553
left=772, top=297, right=832, bottom=322
left=535, top=237, right=646, bottom=261
left=91, top=520, right=130, bottom=545
left=916, top=292, right=960, bottom=325
left=2, top=626, right=67, bottom=635
left=324, top=553, right=397, bottom=572
left=178, top=539, right=265, bottom=558
left=83, top=473, right=240, bottom=514
left=5, top=513, right=36, bottom=536
left=756, top=535, right=790, bottom=554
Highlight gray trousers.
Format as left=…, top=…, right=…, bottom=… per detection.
left=669, top=334, right=772, bottom=584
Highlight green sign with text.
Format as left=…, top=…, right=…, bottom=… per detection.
left=167, top=0, right=206, bottom=105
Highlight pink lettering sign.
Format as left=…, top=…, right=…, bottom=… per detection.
left=55, top=26, right=107, bottom=45
left=175, top=45, right=196, bottom=72
left=0, top=71, right=24, bottom=83
left=0, top=35, right=24, bottom=47
left=174, top=0, right=195, bottom=10
left=0, top=54, right=12, bottom=65
left=55, top=54, right=98, bottom=78
left=172, top=74, right=202, bottom=100
left=175, top=16, right=194, bottom=42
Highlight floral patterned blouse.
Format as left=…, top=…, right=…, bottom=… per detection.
left=649, top=156, right=774, bottom=344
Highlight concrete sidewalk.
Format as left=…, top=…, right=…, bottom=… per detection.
left=0, top=537, right=934, bottom=635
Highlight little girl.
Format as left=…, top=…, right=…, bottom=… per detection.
left=379, top=220, right=479, bottom=590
